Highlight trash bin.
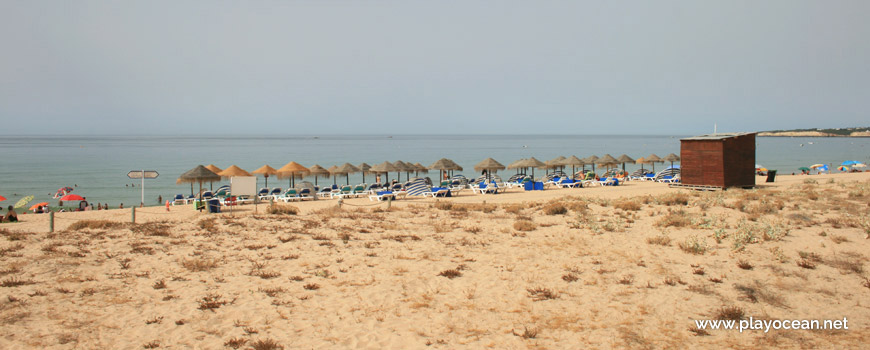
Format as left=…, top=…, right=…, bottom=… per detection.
left=207, top=199, right=221, bottom=213
left=766, top=170, right=777, bottom=183
left=524, top=181, right=534, bottom=191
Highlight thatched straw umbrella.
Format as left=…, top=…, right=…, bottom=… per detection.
left=177, top=165, right=221, bottom=201
left=335, top=163, right=360, bottom=185
left=357, top=163, right=372, bottom=184
left=306, top=165, right=329, bottom=186
left=277, top=162, right=309, bottom=187
left=663, top=153, right=681, bottom=169
left=429, top=158, right=455, bottom=182
left=564, top=155, right=586, bottom=178
left=636, top=157, right=647, bottom=172
left=370, top=161, right=399, bottom=183
left=474, top=158, right=505, bottom=181
left=219, top=165, right=252, bottom=178
left=585, top=155, right=600, bottom=173
left=413, top=163, right=428, bottom=177
left=327, top=165, right=340, bottom=185
left=507, top=159, right=526, bottom=175
left=596, top=154, right=619, bottom=175
left=645, top=154, right=664, bottom=172
left=446, top=159, right=463, bottom=176
left=204, top=164, right=223, bottom=190
left=252, top=165, right=278, bottom=188
left=517, top=157, right=546, bottom=180
left=393, top=160, right=414, bottom=182
left=616, top=154, right=635, bottom=174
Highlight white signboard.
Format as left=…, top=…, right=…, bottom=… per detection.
left=230, top=176, right=257, bottom=197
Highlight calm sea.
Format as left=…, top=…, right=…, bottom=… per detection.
left=1, top=135, right=868, bottom=209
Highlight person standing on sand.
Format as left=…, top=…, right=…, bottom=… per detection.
left=119, top=203, right=124, bottom=209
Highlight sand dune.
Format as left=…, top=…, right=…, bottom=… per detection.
left=1, top=173, right=868, bottom=349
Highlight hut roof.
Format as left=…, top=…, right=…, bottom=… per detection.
left=616, top=154, right=636, bottom=164
left=663, top=153, right=681, bottom=162
left=474, top=158, right=506, bottom=171
left=596, top=154, right=619, bottom=166
left=277, top=162, right=310, bottom=179
left=205, top=164, right=223, bottom=174
left=307, top=164, right=329, bottom=176
left=177, top=165, right=221, bottom=184
left=219, top=165, right=252, bottom=177
left=252, top=165, right=278, bottom=176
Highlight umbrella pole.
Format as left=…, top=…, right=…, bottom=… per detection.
left=265, top=176, right=269, bottom=188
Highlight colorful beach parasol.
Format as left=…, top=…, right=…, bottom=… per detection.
left=841, top=160, right=861, bottom=166
left=53, top=186, right=74, bottom=199
left=29, top=202, right=49, bottom=210
left=60, top=194, right=84, bottom=201
left=14, top=195, right=34, bottom=209
left=853, top=163, right=866, bottom=168
left=837, top=166, right=849, bottom=172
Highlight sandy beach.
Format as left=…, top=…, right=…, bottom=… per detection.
left=1, top=172, right=868, bottom=349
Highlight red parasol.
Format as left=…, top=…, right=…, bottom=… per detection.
left=60, top=194, right=85, bottom=201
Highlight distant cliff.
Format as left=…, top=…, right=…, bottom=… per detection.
left=759, top=127, right=870, bottom=137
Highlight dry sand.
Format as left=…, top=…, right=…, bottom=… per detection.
left=1, top=173, right=869, bottom=349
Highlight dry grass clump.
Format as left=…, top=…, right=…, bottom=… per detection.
left=734, top=282, right=787, bottom=307
left=527, top=287, right=559, bottom=301
left=825, top=255, right=864, bottom=274
left=562, top=273, right=579, bottom=282
left=181, top=257, right=220, bottom=272
left=655, top=192, right=690, bottom=206
left=67, top=220, right=125, bottom=231
left=614, top=199, right=642, bottom=211
left=303, top=283, right=320, bottom=290
left=796, top=259, right=816, bottom=269
left=646, top=233, right=671, bottom=246
left=1, top=277, right=36, bottom=287
left=268, top=204, right=298, bottom=215
left=197, top=218, right=218, bottom=233
left=513, top=220, right=537, bottom=232
left=715, top=306, right=745, bottom=320
left=736, top=260, right=753, bottom=270
left=513, top=326, right=538, bottom=339
left=197, top=293, right=228, bottom=311
left=678, top=235, right=708, bottom=255
left=224, top=337, right=248, bottom=349
left=502, top=204, right=525, bottom=214
left=656, top=210, right=693, bottom=228
left=542, top=203, right=567, bottom=215
left=249, top=339, right=284, bottom=350
left=130, top=222, right=172, bottom=237
left=438, top=269, right=462, bottom=279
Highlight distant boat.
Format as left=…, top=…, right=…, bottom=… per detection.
left=808, top=142, right=814, bottom=145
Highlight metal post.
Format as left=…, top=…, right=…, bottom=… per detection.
left=387, top=196, right=392, bottom=209
left=141, top=170, right=145, bottom=207
left=131, top=207, right=136, bottom=224
left=49, top=211, right=54, bottom=233
left=337, top=198, right=342, bottom=209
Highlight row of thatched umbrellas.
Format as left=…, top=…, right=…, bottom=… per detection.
left=176, top=154, right=680, bottom=196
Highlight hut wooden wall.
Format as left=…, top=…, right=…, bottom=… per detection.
left=722, top=134, right=756, bottom=188
left=680, top=134, right=755, bottom=188
left=681, top=140, right=725, bottom=187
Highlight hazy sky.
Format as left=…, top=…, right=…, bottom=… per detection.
left=1, top=1, right=868, bottom=135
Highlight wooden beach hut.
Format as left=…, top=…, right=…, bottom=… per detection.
left=679, top=132, right=756, bottom=189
